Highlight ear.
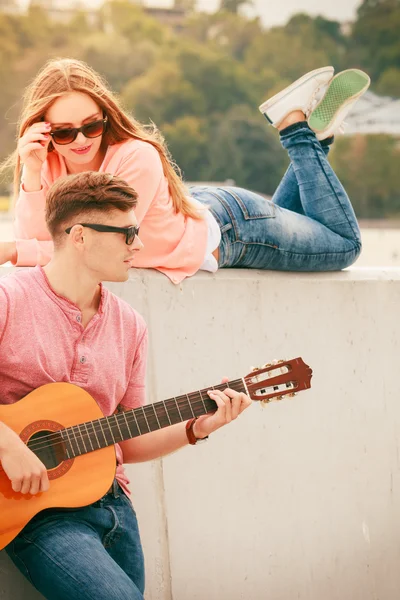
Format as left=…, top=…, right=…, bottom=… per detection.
left=68, top=224, right=85, bottom=248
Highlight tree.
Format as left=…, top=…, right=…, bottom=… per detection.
left=376, top=68, right=400, bottom=96
left=121, top=61, right=206, bottom=124
left=330, top=135, right=400, bottom=218
left=244, top=14, right=347, bottom=84
left=163, top=116, right=209, bottom=181
left=350, top=0, right=400, bottom=81
left=206, top=105, right=286, bottom=195
left=219, top=0, right=252, bottom=15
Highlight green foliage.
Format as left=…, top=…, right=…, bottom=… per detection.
left=351, top=0, right=400, bottom=79
left=163, top=116, right=209, bottom=180
left=376, top=68, right=400, bottom=97
left=244, top=14, right=348, bottom=82
left=330, top=135, right=400, bottom=217
left=181, top=12, right=263, bottom=61
left=121, top=60, right=206, bottom=123
left=0, top=1, right=399, bottom=216
left=206, top=105, right=286, bottom=194
left=101, top=1, right=168, bottom=45
left=219, top=0, right=253, bottom=14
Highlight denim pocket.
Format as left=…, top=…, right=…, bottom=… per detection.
left=6, top=538, right=35, bottom=585
left=217, top=187, right=276, bottom=220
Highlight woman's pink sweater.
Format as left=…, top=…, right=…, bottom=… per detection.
left=14, top=139, right=208, bottom=284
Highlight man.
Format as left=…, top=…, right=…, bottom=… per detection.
left=0, top=171, right=251, bottom=600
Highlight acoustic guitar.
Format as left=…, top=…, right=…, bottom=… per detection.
left=0, top=357, right=312, bottom=550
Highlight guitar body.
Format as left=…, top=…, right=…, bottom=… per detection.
left=0, top=383, right=116, bottom=550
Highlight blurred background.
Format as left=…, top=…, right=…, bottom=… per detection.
left=0, top=0, right=399, bottom=265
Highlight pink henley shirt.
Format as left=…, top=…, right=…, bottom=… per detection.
left=0, top=266, right=148, bottom=495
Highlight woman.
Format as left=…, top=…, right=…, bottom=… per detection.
left=1, top=59, right=369, bottom=283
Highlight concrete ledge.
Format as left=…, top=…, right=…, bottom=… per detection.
left=1, top=267, right=400, bottom=600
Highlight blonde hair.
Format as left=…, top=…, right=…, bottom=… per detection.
left=4, top=58, right=200, bottom=219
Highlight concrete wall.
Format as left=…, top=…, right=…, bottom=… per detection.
left=1, top=267, right=400, bottom=600
left=1, top=217, right=400, bottom=267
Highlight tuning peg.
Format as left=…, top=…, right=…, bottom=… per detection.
left=262, top=395, right=282, bottom=404
left=263, top=363, right=272, bottom=368
left=288, top=392, right=297, bottom=397
left=251, top=366, right=259, bottom=372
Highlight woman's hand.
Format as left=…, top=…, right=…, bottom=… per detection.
left=193, top=379, right=252, bottom=439
left=0, top=242, right=17, bottom=266
left=17, top=122, right=52, bottom=173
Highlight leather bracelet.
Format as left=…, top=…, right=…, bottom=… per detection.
left=186, top=418, right=209, bottom=445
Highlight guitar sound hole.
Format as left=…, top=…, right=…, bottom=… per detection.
left=27, top=430, right=66, bottom=470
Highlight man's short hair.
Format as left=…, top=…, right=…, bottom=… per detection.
left=45, top=171, right=138, bottom=244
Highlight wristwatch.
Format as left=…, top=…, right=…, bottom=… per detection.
left=186, top=418, right=209, bottom=445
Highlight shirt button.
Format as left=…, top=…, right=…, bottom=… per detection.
left=76, top=315, right=81, bottom=323
left=80, top=356, right=86, bottom=364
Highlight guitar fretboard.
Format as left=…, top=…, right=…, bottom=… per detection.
left=59, top=379, right=247, bottom=459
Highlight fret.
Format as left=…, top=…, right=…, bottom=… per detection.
left=199, top=389, right=207, bottom=414
left=140, top=407, right=151, bottom=433
left=70, top=425, right=83, bottom=455
left=104, top=416, right=117, bottom=444
left=77, top=424, right=88, bottom=453
left=60, top=429, right=72, bottom=459
left=113, top=415, right=124, bottom=441
left=61, top=428, right=74, bottom=458
left=97, top=419, right=109, bottom=447
left=162, top=401, right=172, bottom=426
left=90, top=420, right=102, bottom=449
left=173, top=397, right=183, bottom=422
left=241, top=377, right=250, bottom=396
left=142, top=405, right=158, bottom=432
left=186, top=394, right=196, bottom=418
left=150, top=404, right=162, bottom=430
left=132, top=410, right=142, bottom=435
left=83, top=423, right=94, bottom=452
left=121, top=411, right=135, bottom=438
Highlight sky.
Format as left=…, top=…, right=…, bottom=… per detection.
left=43, top=0, right=363, bottom=28
left=154, top=0, right=363, bottom=27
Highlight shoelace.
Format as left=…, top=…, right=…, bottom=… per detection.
left=305, top=84, right=328, bottom=118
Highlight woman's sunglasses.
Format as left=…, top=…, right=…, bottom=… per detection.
left=65, top=223, right=140, bottom=245
left=50, top=117, right=107, bottom=146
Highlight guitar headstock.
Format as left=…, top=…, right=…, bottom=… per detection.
left=244, top=357, right=312, bottom=404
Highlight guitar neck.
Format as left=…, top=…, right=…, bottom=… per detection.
left=61, top=379, right=247, bottom=459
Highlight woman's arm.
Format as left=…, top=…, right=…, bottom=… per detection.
left=14, top=182, right=49, bottom=240
left=115, top=142, right=165, bottom=224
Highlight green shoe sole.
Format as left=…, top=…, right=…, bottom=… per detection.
left=308, top=69, right=370, bottom=132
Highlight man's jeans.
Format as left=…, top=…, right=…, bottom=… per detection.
left=5, top=485, right=145, bottom=600
left=191, top=123, right=361, bottom=271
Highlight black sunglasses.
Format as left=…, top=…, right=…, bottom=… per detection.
left=65, top=223, right=140, bottom=245
left=50, top=117, right=107, bottom=145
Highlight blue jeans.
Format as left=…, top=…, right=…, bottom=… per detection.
left=190, top=123, right=361, bottom=271
left=5, top=485, right=145, bottom=600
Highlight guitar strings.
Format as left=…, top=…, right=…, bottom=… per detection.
left=22, top=385, right=246, bottom=454
left=0, top=380, right=247, bottom=464
left=0, top=384, right=249, bottom=476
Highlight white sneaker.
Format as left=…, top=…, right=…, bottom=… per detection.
left=258, top=67, right=334, bottom=128
left=308, top=69, right=371, bottom=140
